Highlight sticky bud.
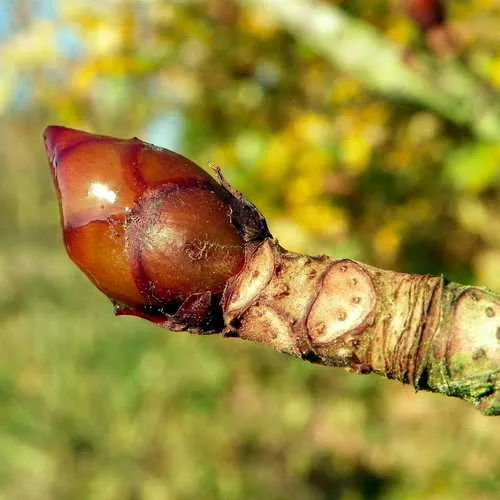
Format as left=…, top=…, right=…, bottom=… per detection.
left=404, top=0, right=446, bottom=33
left=44, top=126, right=269, bottom=332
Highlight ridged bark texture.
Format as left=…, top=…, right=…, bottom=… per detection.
left=223, top=239, right=500, bottom=415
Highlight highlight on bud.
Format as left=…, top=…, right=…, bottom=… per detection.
left=44, top=126, right=270, bottom=332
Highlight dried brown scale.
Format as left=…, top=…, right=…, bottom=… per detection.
left=362, top=271, right=443, bottom=385
left=413, top=277, right=443, bottom=385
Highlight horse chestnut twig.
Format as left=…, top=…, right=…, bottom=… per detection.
left=45, top=126, right=499, bottom=415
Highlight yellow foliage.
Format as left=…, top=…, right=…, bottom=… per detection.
left=286, top=175, right=323, bottom=206
left=488, top=56, right=500, bottom=88
left=0, top=72, right=14, bottom=114
left=51, top=96, right=86, bottom=124
left=295, top=148, right=332, bottom=176
left=475, top=250, right=500, bottom=291
left=385, top=148, right=412, bottom=171
left=269, top=218, right=310, bottom=251
left=70, top=65, right=97, bottom=94
left=288, top=113, right=331, bottom=146
left=85, top=22, right=123, bottom=55
left=239, top=8, right=278, bottom=39
left=385, top=17, right=415, bottom=46
left=402, top=198, right=433, bottom=224
left=330, top=77, right=362, bottom=104
left=257, top=136, right=294, bottom=182
left=374, top=220, right=406, bottom=262
left=340, top=131, right=372, bottom=173
left=291, top=202, right=348, bottom=238
left=210, top=145, right=238, bottom=170
left=362, top=102, right=390, bottom=126
left=406, top=112, right=441, bottom=144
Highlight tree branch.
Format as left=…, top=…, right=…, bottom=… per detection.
left=240, top=0, right=500, bottom=141
left=224, top=239, right=500, bottom=416
left=45, top=126, right=500, bottom=415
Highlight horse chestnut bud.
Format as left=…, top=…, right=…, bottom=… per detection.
left=404, top=0, right=446, bottom=33
left=44, top=126, right=269, bottom=332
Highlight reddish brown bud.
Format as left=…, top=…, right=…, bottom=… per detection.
left=44, top=126, right=268, bottom=332
left=404, top=0, right=446, bottom=33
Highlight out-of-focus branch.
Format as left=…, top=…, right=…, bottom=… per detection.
left=241, top=0, right=500, bottom=141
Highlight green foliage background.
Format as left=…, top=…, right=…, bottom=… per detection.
left=1, top=0, right=499, bottom=498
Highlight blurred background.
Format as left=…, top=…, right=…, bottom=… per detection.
left=1, top=0, right=500, bottom=498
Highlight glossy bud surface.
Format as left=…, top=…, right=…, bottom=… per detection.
left=44, top=126, right=246, bottom=331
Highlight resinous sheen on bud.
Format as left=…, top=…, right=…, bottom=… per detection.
left=44, top=126, right=246, bottom=331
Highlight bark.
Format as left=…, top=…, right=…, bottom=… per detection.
left=221, top=239, right=500, bottom=416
